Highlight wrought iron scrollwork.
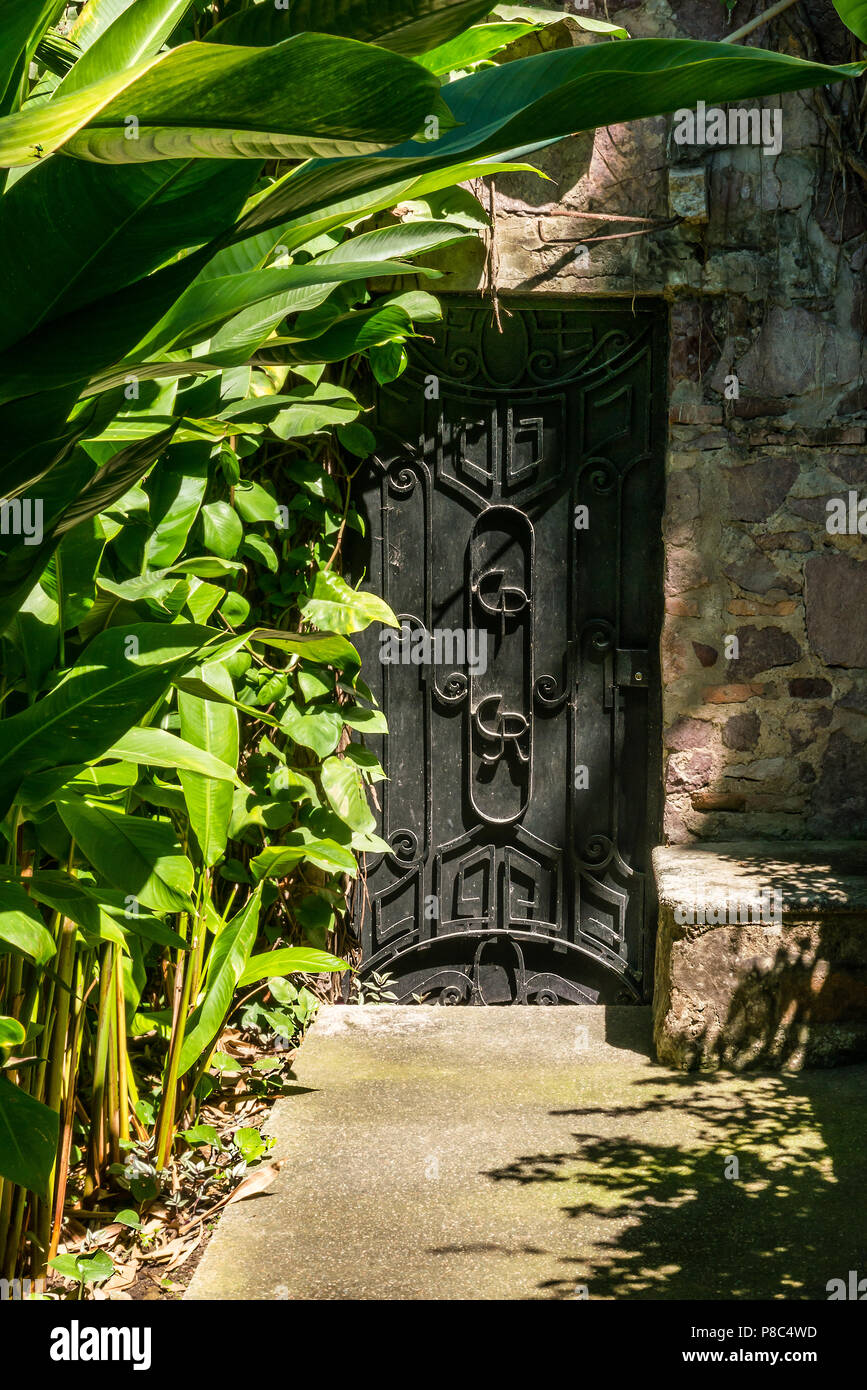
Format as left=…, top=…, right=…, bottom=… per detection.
left=354, top=299, right=665, bottom=1005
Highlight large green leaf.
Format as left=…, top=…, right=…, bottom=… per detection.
left=0, top=34, right=447, bottom=166
left=58, top=1, right=192, bottom=96
left=0, top=0, right=62, bottom=111
left=106, top=725, right=240, bottom=783
left=266, top=383, right=363, bottom=440
left=0, top=429, right=178, bottom=631
left=240, top=40, right=864, bottom=241
left=251, top=838, right=358, bottom=879
left=176, top=886, right=262, bottom=1077
left=279, top=293, right=437, bottom=366
left=0, top=1077, right=59, bottom=1199
left=178, top=662, right=239, bottom=868
left=208, top=0, right=493, bottom=56
left=233, top=157, right=535, bottom=252
left=279, top=705, right=345, bottom=759
left=320, top=756, right=377, bottom=836
left=0, top=1016, right=25, bottom=1048
left=69, top=0, right=138, bottom=53
left=133, top=256, right=440, bottom=358
left=250, top=628, right=362, bottom=674
left=493, top=3, right=628, bottom=38
left=312, top=219, right=472, bottom=265
left=833, top=1, right=867, bottom=41
left=0, top=882, right=56, bottom=965
left=301, top=570, right=398, bottom=635
left=0, top=622, right=218, bottom=817
left=56, top=794, right=195, bottom=914
left=416, top=22, right=543, bottom=74
left=239, top=947, right=348, bottom=988
left=0, top=159, right=256, bottom=354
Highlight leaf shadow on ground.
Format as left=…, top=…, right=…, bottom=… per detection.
left=482, top=931, right=867, bottom=1300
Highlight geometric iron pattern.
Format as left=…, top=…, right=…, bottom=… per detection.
left=350, top=299, right=667, bottom=1004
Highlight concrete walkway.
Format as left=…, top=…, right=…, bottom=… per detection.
left=186, top=1005, right=867, bottom=1301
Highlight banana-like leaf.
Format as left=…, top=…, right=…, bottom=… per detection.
left=312, top=219, right=473, bottom=264
left=239, top=946, right=348, bottom=988
left=234, top=157, right=541, bottom=251
left=0, top=1077, right=58, bottom=1199
left=240, top=40, right=864, bottom=240
left=0, top=882, right=56, bottom=965
left=58, top=1, right=193, bottom=96
left=178, top=662, right=239, bottom=868
left=0, top=0, right=62, bottom=110
left=0, top=158, right=256, bottom=353
left=56, top=793, right=195, bottom=913
left=0, top=34, right=447, bottom=166
left=208, top=0, right=493, bottom=57
left=417, top=22, right=543, bottom=74
left=493, top=3, right=628, bottom=38
left=133, top=256, right=442, bottom=358
left=176, top=886, right=262, bottom=1077
left=249, top=629, right=362, bottom=673
left=0, top=622, right=220, bottom=817
left=833, top=1, right=867, bottom=40
left=106, top=725, right=240, bottom=784
left=0, top=429, right=178, bottom=634
left=69, top=0, right=138, bottom=53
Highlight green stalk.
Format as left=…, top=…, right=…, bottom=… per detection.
left=48, top=955, right=85, bottom=1263
left=34, top=913, right=76, bottom=1278
left=1, top=1186, right=27, bottom=1282
left=86, top=948, right=112, bottom=1195
left=154, top=947, right=195, bottom=1170
left=106, top=964, right=120, bottom=1167
left=0, top=1179, right=11, bottom=1276
left=115, top=945, right=130, bottom=1145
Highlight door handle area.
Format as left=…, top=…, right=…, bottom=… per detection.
left=615, top=648, right=649, bottom=690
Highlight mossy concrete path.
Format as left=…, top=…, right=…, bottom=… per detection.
left=186, top=1005, right=867, bottom=1301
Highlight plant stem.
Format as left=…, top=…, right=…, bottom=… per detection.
left=36, top=913, right=77, bottom=1278
left=87, top=947, right=112, bottom=1193
left=48, top=956, right=85, bottom=1263
left=154, top=948, right=195, bottom=1170
left=722, top=0, right=800, bottom=42
left=115, top=946, right=130, bottom=1145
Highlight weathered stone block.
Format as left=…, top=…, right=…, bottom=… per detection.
left=723, top=711, right=760, bottom=751
left=664, top=716, right=714, bottom=751
left=805, top=554, right=867, bottom=668
left=724, top=458, right=799, bottom=522
left=669, top=166, right=708, bottom=223
left=727, top=625, right=802, bottom=680
left=653, top=844, right=867, bottom=1071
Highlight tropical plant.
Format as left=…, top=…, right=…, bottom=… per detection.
left=0, top=0, right=863, bottom=1288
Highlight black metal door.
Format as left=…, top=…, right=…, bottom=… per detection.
left=351, top=299, right=666, bottom=1005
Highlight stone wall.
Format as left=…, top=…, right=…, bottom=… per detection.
left=434, top=0, right=867, bottom=842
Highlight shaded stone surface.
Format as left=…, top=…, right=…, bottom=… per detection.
left=805, top=554, right=867, bottom=668
left=654, top=844, right=867, bottom=1073
left=724, top=458, right=799, bottom=522
left=185, top=1004, right=867, bottom=1302
left=728, top=625, right=802, bottom=680
left=809, top=731, right=867, bottom=838
left=723, top=711, right=760, bottom=751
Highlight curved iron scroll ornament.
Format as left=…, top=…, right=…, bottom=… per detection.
left=351, top=300, right=666, bottom=1005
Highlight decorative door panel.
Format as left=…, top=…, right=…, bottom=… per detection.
left=350, top=300, right=666, bottom=1005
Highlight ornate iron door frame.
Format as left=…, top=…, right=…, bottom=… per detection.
left=350, top=298, right=666, bottom=1005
